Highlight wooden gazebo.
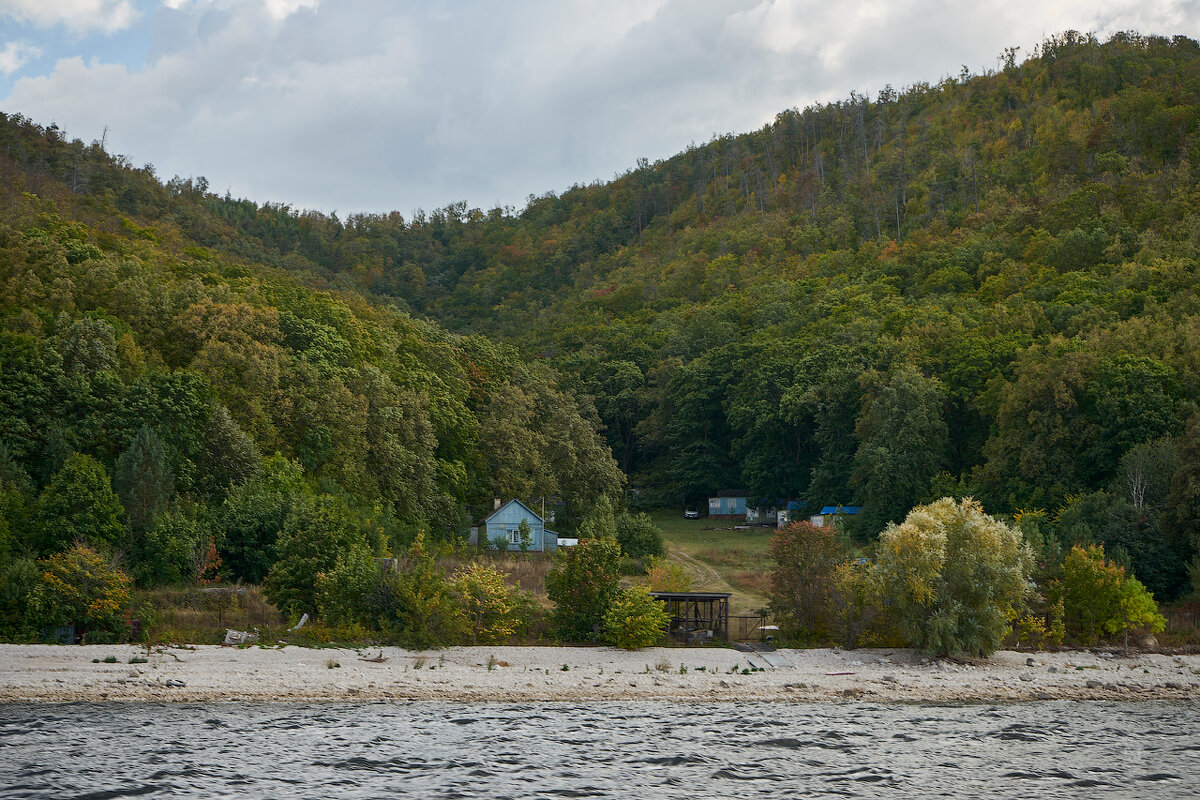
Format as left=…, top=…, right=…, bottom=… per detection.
left=650, top=591, right=731, bottom=643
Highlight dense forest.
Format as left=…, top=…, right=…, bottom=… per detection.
left=2, top=30, right=1200, bottom=631
left=0, top=107, right=626, bottom=634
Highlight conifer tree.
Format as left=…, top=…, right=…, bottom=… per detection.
left=114, top=425, right=175, bottom=533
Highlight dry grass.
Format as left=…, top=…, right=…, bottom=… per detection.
left=1160, top=601, right=1200, bottom=645
left=138, top=585, right=285, bottom=645
left=436, top=552, right=556, bottom=598
left=728, top=570, right=772, bottom=598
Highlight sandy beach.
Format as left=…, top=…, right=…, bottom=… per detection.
left=1, top=644, right=1197, bottom=703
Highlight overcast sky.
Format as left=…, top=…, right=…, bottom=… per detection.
left=1, top=1, right=1197, bottom=216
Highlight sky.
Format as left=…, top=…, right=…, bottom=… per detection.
left=1, top=1, right=1198, bottom=217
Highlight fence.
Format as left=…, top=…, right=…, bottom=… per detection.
left=728, top=614, right=772, bottom=642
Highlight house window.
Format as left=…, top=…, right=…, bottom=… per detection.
left=509, top=529, right=521, bottom=543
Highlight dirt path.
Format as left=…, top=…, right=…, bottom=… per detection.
left=668, top=545, right=725, bottom=589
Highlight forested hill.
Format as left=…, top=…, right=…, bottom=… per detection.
left=3, top=30, right=1200, bottom=599
left=0, top=122, right=625, bottom=575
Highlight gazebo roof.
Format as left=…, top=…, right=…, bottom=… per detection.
left=648, top=591, right=732, bottom=601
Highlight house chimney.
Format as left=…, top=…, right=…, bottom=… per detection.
left=494, top=497, right=502, bottom=511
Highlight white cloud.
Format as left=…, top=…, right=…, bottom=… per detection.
left=156, top=0, right=319, bottom=20
left=0, top=0, right=138, bottom=34
left=3, top=0, right=1199, bottom=214
left=0, top=41, right=40, bottom=75
left=261, top=0, right=318, bottom=20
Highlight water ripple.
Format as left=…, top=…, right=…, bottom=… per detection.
left=0, top=700, right=1197, bottom=798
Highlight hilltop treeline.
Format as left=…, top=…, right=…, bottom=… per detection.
left=3, top=31, right=1200, bottom=601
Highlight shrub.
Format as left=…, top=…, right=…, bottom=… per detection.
left=545, top=536, right=620, bottom=641
left=28, top=544, right=132, bottom=639
left=1009, top=600, right=1066, bottom=650
left=616, top=512, right=665, bottom=559
left=769, top=521, right=846, bottom=639
left=875, top=497, right=1033, bottom=658
left=641, top=555, right=692, bottom=592
left=315, top=546, right=380, bottom=626
left=829, top=560, right=877, bottom=649
left=516, top=519, right=532, bottom=555
left=365, top=533, right=465, bottom=649
left=1047, top=544, right=1166, bottom=647
left=449, top=561, right=523, bottom=644
left=602, top=585, right=669, bottom=650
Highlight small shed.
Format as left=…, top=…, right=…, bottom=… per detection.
left=747, top=498, right=805, bottom=524
left=471, top=499, right=558, bottom=552
left=708, top=490, right=749, bottom=518
left=650, top=591, right=732, bottom=643
left=809, top=505, right=862, bottom=527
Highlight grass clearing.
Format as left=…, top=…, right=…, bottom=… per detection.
left=647, top=511, right=775, bottom=614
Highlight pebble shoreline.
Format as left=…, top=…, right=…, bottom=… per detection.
left=2, top=644, right=1198, bottom=704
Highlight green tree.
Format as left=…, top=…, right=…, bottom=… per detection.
left=135, top=503, right=208, bottom=586
left=874, top=497, right=1033, bottom=657
left=113, top=425, right=175, bottom=533
left=577, top=495, right=618, bottom=540
left=852, top=366, right=949, bottom=536
left=615, top=512, right=665, bottom=559
left=28, top=543, right=131, bottom=638
left=602, top=585, right=669, bottom=650
left=197, top=405, right=262, bottom=500
left=1116, top=576, right=1166, bottom=651
left=264, top=495, right=370, bottom=619
left=450, top=561, right=522, bottom=645
left=769, top=520, right=847, bottom=640
left=0, top=558, right=39, bottom=640
left=34, top=454, right=127, bottom=555
left=1168, top=411, right=1200, bottom=575
left=54, top=315, right=118, bottom=377
left=545, top=536, right=621, bottom=640
left=1047, top=543, right=1165, bottom=647
left=218, top=455, right=310, bottom=583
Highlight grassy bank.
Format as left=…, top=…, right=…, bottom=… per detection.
left=648, top=511, right=774, bottom=614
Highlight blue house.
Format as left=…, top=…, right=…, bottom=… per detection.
left=474, top=499, right=558, bottom=552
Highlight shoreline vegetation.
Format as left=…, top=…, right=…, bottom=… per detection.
left=1, top=644, right=1196, bottom=704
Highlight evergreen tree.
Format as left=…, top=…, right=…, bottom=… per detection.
left=114, top=425, right=175, bottom=533
left=198, top=405, right=262, bottom=500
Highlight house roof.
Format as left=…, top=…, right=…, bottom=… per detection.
left=749, top=498, right=806, bottom=509
left=818, top=506, right=862, bottom=515
left=482, top=499, right=543, bottom=524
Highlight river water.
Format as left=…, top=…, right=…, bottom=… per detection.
left=1, top=701, right=1196, bottom=798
